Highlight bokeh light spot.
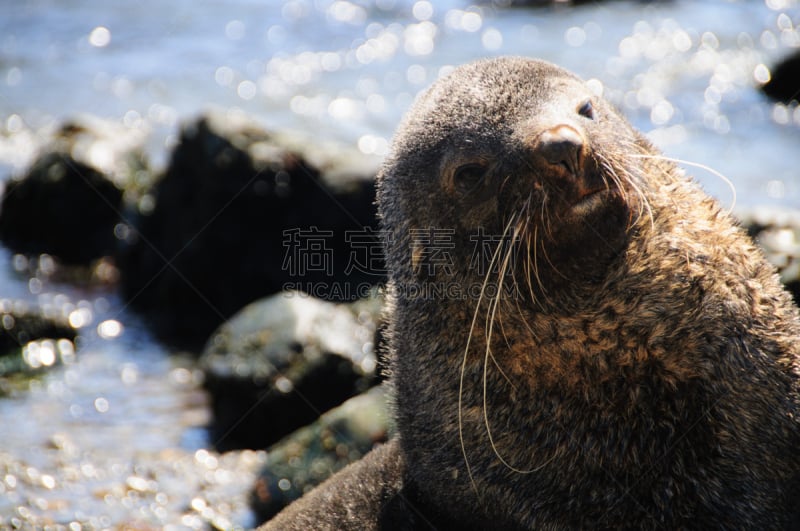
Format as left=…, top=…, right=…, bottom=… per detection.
left=89, top=26, right=111, bottom=48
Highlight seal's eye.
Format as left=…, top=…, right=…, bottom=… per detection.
left=453, top=163, right=487, bottom=192
left=577, top=99, right=595, bottom=120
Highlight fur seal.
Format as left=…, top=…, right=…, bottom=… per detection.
left=260, top=57, right=800, bottom=529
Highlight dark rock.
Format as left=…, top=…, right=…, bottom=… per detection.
left=0, top=152, right=123, bottom=264
left=0, top=116, right=146, bottom=268
left=0, top=300, right=78, bottom=385
left=251, top=385, right=390, bottom=524
left=738, top=207, right=800, bottom=304
left=761, top=50, right=800, bottom=104
left=120, top=114, right=384, bottom=349
left=200, top=291, right=382, bottom=452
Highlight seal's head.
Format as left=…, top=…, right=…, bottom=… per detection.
left=378, top=57, right=655, bottom=306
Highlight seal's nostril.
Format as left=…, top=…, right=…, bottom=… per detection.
left=538, top=124, right=584, bottom=176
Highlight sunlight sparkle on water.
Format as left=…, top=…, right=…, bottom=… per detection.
left=482, top=28, right=503, bottom=51
left=215, top=66, right=235, bottom=87
left=237, top=80, right=257, bottom=100
left=6, top=114, right=23, bottom=133
left=404, top=21, right=436, bottom=56
left=6, top=67, right=22, bottom=87
left=355, top=29, right=400, bottom=64
left=225, top=20, right=246, bottom=41
left=565, top=26, right=587, bottom=47
left=445, top=9, right=483, bottom=32
left=68, top=308, right=93, bottom=328
left=412, top=1, right=434, bottom=21
left=22, top=340, right=57, bottom=368
left=753, top=63, right=772, bottom=84
left=328, top=97, right=362, bottom=120
left=120, top=364, right=138, bottom=385
left=94, top=397, right=109, bottom=413
left=97, top=319, right=123, bottom=339
left=357, top=134, right=389, bottom=156
left=89, top=27, right=111, bottom=48
left=328, top=1, right=367, bottom=25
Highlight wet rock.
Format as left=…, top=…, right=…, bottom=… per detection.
left=0, top=151, right=123, bottom=264
left=8, top=252, right=120, bottom=287
left=761, top=50, right=800, bottom=104
left=0, top=300, right=78, bottom=385
left=738, top=207, right=800, bottom=303
left=0, top=116, right=148, bottom=268
left=2, top=115, right=151, bottom=190
left=119, top=113, right=384, bottom=349
left=251, top=385, right=390, bottom=524
left=200, top=291, right=382, bottom=452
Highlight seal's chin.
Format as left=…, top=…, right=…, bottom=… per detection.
left=545, top=187, right=630, bottom=272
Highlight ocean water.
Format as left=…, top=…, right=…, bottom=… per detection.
left=0, top=0, right=798, bottom=528
left=2, top=0, right=800, bottom=204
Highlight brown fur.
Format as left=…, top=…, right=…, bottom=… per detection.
left=263, top=57, right=800, bottom=529
left=260, top=439, right=410, bottom=530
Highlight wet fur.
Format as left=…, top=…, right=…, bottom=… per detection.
left=262, top=57, right=800, bottom=529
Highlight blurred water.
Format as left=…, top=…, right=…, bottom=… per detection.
left=0, top=0, right=799, bottom=527
left=0, top=245, right=263, bottom=528
left=1, top=0, right=799, bottom=204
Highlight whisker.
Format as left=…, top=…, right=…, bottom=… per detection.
left=530, top=225, right=556, bottom=307
left=541, top=190, right=556, bottom=242
left=486, top=231, right=518, bottom=387
left=459, top=213, right=517, bottom=496
left=482, top=250, right=555, bottom=474
left=629, top=153, right=737, bottom=215
left=597, top=150, right=655, bottom=232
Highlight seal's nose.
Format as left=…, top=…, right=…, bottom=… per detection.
left=537, top=124, right=585, bottom=176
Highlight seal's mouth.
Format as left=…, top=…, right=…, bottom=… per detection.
left=569, top=186, right=617, bottom=215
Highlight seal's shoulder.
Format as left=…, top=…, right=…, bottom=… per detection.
left=257, top=439, right=410, bottom=530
